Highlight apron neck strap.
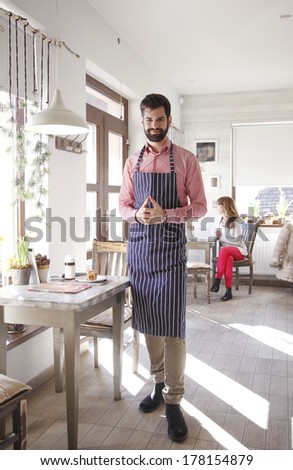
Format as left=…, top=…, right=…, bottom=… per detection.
left=135, top=143, right=174, bottom=172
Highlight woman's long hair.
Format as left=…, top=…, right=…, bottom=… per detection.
left=217, top=196, right=240, bottom=228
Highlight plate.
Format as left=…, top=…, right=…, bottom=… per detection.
left=76, top=275, right=107, bottom=284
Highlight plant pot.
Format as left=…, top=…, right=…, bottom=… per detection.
left=11, top=267, right=31, bottom=285
left=37, top=265, right=49, bottom=283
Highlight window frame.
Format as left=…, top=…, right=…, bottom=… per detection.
left=85, top=76, right=129, bottom=259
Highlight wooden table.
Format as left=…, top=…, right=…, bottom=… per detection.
left=0, top=276, right=129, bottom=449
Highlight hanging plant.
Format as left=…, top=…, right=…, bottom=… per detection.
left=0, top=97, right=50, bottom=216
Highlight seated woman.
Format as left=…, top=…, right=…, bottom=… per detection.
left=211, top=196, right=247, bottom=301
left=270, top=221, right=293, bottom=287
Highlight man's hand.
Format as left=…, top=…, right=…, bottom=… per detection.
left=135, top=195, right=166, bottom=224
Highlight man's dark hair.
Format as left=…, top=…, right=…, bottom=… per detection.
left=140, top=94, right=171, bottom=118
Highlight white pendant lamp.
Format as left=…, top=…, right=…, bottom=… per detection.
left=25, top=0, right=89, bottom=136
left=26, top=88, right=89, bottom=135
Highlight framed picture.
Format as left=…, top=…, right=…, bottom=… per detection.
left=209, top=175, right=220, bottom=189
left=195, top=139, right=218, bottom=163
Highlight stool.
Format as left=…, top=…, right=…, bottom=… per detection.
left=0, top=374, right=32, bottom=450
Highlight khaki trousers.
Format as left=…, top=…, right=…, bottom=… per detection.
left=144, top=335, right=186, bottom=405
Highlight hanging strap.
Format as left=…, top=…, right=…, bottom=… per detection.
left=40, top=35, right=45, bottom=109
left=135, top=143, right=175, bottom=173
left=23, top=22, right=28, bottom=120
left=46, top=40, right=51, bottom=104
left=15, top=16, right=20, bottom=123
left=8, top=13, right=12, bottom=106
left=32, top=30, right=38, bottom=93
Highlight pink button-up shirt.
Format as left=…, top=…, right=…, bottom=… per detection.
left=119, top=138, right=207, bottom=223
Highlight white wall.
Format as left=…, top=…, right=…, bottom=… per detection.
left=7, top=328, right=54, bottom=384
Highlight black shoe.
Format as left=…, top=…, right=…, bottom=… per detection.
left=165, top=404, right=188, bottom=442
left=221, top=288, right=232, bottom=301
left=139, top=382, right=164, bottom=413
left=211, top=278, right=221, bottom=292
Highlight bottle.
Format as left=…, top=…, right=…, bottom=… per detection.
left=64, top=255, right=75, bottom=280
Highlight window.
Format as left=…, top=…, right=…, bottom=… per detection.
left=85, top=76, right=128, bottom=256
left=235, top=185, right=293, bottom=219
left=0, top=91, right=49, bottom=278
left=232, top=122, right=293, bottom=221
left=86, top=86, right=125, bottom=120
left=0, top=92, right=16, bottom=271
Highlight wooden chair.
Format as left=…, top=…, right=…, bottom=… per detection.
left=0, top=374, right=32, bottom=450
left=186, top=240, right=211, bottom=303
left=212, top=222, right=260, bottom=294
left=80, top=240, right=139, bottom=373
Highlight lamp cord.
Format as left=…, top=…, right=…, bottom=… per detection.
left=47, top=40, right=52, bottom=104
left=24, top=22, right=28, bottom=119
left=8, top=13, right=12, bottom=106
left=55, top=0, right=59, bottom=89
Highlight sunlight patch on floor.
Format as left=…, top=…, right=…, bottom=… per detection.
left=187, top=307, right=232, bottom=329
left=185, top=353, right=269, bottom=429
left=229, top=323, right=293, bottom=356
left=181, top=398, right=248, bottom=450
left=87, top=337, right=149, bottom=396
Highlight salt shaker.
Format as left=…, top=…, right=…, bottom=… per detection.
left=64, top=255, right=75, bottom=279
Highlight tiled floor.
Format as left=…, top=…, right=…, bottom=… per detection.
left=25, top=282, right=293, bottom=450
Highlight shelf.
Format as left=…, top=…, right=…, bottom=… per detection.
left=6, top=326, right=48, bottom=351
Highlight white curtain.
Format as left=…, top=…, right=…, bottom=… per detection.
left=232, top=123, right=293, bottom=186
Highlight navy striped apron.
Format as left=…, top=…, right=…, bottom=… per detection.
left=128, top=144, right=187, bottom=338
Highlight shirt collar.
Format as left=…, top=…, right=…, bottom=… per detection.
left=145, top=138, right=171, bottom=156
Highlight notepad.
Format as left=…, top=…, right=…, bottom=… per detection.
left=28, top=283, right=92, bottom=294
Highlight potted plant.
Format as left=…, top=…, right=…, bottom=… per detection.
left=276, top=188, right=292, bottom=224
left=10, top=236, right=31, bottom=285
left=35, top=253, right=50, bottom=283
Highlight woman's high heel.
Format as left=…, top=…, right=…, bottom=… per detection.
left=221, top=288, right=232, bottom=301
left=211, top=278, right=221, bottom=292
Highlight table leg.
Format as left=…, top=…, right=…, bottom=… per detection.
left=53, top=327, right=64, bottom=392
left=63, top=314, right=80, bottom=449
left=112, top=293, right=124, bottom=400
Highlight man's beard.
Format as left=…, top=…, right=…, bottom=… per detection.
left=144, top=126, right=169, bottom=142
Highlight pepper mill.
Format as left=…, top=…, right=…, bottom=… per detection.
left=64, top=255, right=75, bottom=279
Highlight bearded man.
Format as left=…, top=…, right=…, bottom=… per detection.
left=119, top=93, right=207, bottom=442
